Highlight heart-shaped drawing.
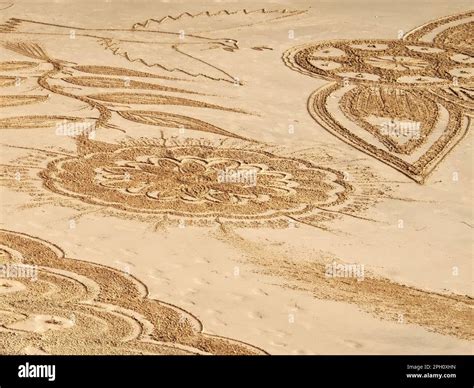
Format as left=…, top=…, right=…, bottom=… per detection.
left=284, top=11, right=473, bottom=183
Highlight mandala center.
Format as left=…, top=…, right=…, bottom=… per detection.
left=92, top=155, right=299, bottom=205
left=365, top=55, right=430, bottom=71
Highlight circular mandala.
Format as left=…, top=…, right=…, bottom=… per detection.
left=41, top=145, right=350, bottom=221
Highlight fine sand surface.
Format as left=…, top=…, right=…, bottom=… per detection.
left=0, top=0, right=472, bottom=355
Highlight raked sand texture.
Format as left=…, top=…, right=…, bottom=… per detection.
left=0, top=1, right=473, bottom=355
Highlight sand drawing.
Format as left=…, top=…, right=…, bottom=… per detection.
left=283, top=11, right=473, bottom=183
left=62, top=76, right=202, bottom=95
left=0, top=41, right=251, bottom=139
left=0, top=61, right=37, bottom=71
left=0, top=8, right=305, bottom=137
left=0, top=3, right=13, bottom=12
left=130, top=8, right=305, bottom=32
left=0, top=229, right=265, bottom=355
left=0, top=95, right=48, bottom=107
left=3, top=136, right=473, bottom=343
left=0, top=7, right=384, bottom=231
left=0, top=136, right=382, bottom=230
left=0, top=8, right=304, bottom=83
left=0, top=4, right=472, bottom=356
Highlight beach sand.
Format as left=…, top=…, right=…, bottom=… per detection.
left=0, top=0, right=472, bottom=355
